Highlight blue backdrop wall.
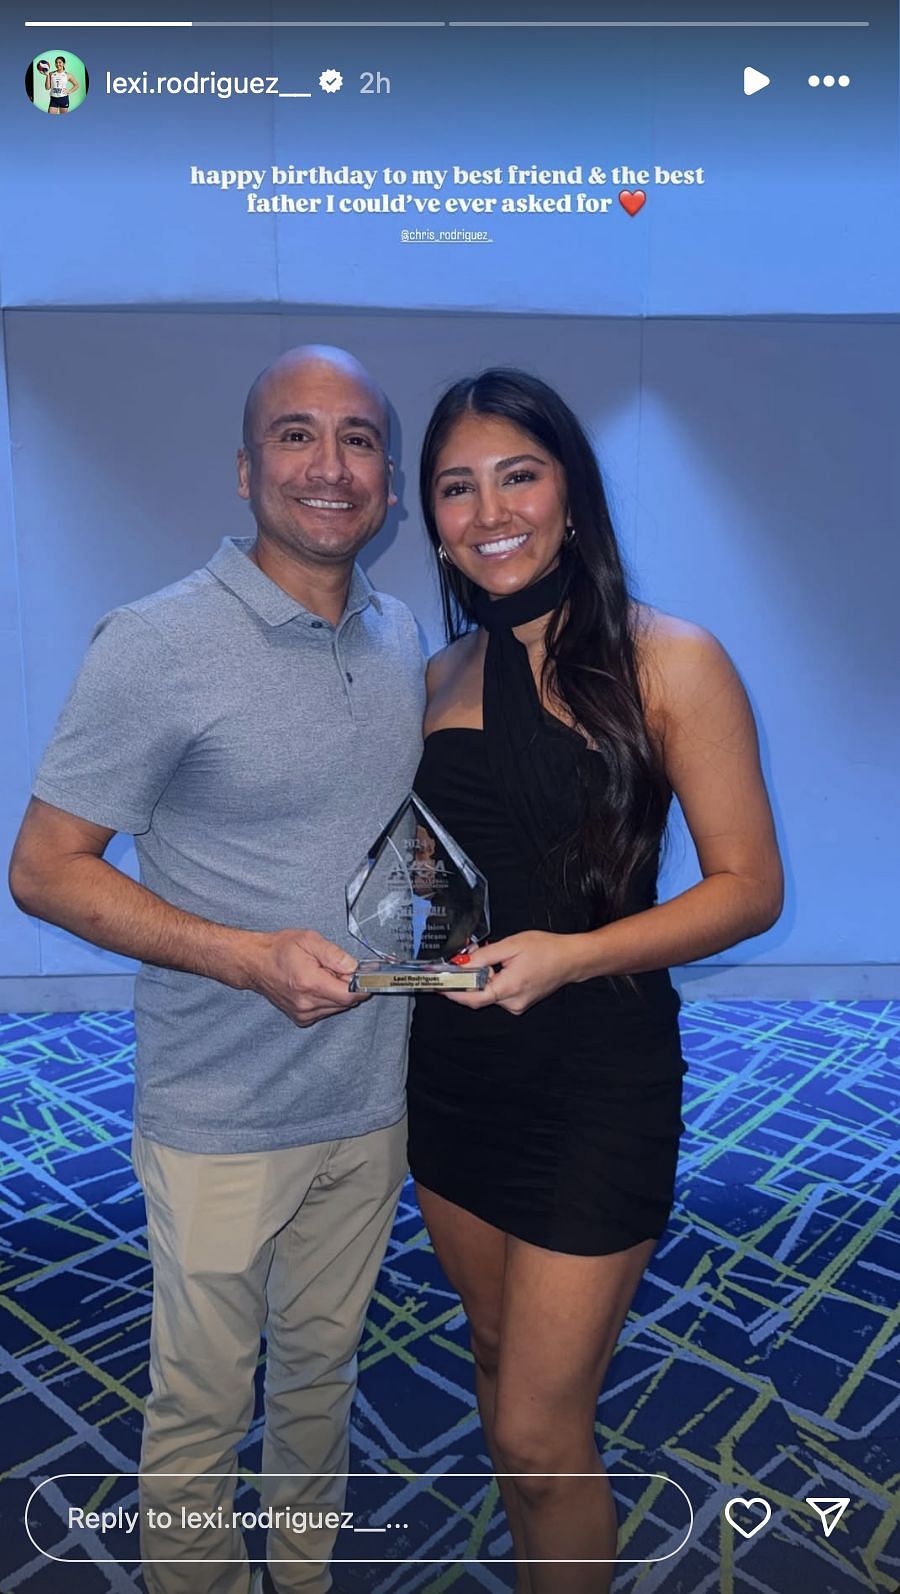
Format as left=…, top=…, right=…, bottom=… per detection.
left=2, top=2, right=898, bottom=1001
left=2, top=309, right=898, bottom=1001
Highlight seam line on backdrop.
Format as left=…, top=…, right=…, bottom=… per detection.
left=634, top=316, right=647, bottom=608
left=0, top=309, right=40, bottom=976
left=267, top=21, right=285, bottom=313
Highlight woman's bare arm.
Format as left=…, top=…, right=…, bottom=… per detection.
left=569, top=614, right=783, bottom=979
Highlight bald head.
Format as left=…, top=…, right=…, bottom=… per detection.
left=242, top=345, right=389, bottom=451
left=236, top=342, right=396, bottom=577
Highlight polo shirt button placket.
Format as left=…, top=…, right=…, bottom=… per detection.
left=332, top=639, right=356, bottom=719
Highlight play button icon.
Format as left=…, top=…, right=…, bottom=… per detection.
left=744, top=66, right=771, bottom=96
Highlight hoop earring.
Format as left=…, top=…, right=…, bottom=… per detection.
left=437, top=544, right=451, bottom=565
left=564, top=524, right=576, bottom=545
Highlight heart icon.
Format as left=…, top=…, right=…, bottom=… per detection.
left=725, top=1497, right=772, bottom=1539
left=618, top=189, right=646, bottom=216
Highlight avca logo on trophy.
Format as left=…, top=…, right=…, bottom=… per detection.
left=346, top=794, right=490, bottom=992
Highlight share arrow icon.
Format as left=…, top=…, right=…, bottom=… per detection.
left=805, top=1497, right=851, bottom=1538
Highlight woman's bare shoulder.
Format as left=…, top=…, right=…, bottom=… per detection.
left=633, top=601, right=726, bottom=662
left=424, top=629, right=485, bottom=732
left=425, top=629, right=482, bottom=691
left=632, top=603, right=735, bottom=719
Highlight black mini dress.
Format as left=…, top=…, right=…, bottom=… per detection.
left=407, top=725, right=686, bottom=1257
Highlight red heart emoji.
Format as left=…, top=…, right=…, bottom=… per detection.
left=619, top=189, right=647, bottom=216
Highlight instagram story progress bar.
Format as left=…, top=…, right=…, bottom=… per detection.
left=24, top=19, right=873, bottom=26
left=22, top=0, right=883, bottom=30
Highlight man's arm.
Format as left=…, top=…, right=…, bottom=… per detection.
left=9, top=797, right=367, bottom=1027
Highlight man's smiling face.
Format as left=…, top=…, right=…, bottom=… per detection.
left=237, top=354, right=392, bottom=568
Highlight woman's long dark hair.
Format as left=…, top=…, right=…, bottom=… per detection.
left=420, top=367, right=670, bottom=923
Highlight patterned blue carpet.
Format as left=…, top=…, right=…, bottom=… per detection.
left=0, top=1001, right=898, bottom=1593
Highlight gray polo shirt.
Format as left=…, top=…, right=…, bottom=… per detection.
left=34, top=537, right=426, bottom=1152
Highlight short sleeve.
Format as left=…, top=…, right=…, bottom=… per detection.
left=33, top=608, right=195, bottom=834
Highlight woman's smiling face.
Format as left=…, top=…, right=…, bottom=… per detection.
left=432, top=412, right=569, bottom=597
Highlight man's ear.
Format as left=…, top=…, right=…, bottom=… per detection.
left=387, top=456, right=398, bottom=509
left=236, top=447, right=250, bottom=501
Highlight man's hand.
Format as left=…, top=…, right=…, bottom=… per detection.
left=243, top=928, right=369, bottom=1027
left=9, top=800, right=369, bottom=1028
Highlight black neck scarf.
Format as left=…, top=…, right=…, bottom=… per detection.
left=473, top=562, right=588, bottom=930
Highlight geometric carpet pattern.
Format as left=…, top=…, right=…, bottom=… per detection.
left=0, top=1001, right=898, bottom=1593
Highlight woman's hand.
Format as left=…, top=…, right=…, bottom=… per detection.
left=442, top=930, right=589, bottom=1015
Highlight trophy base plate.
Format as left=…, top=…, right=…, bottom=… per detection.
left=350, top=960, right=489, bottom=993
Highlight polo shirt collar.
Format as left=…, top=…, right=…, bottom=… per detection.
left=207, top=536, right=382, bottom=627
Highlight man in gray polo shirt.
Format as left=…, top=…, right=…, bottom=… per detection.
left=9, top=346, right=425, bottom=1594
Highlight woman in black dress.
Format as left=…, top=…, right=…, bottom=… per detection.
left=407, top=370, right=783, bottom=1592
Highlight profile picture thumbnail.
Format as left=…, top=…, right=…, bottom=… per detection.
left=25, top=50, right=89, bottom=114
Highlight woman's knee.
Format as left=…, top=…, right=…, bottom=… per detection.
left=493, top=1418, right=549, bottom=1487
left=492, top=1405, right=598, bottom=1493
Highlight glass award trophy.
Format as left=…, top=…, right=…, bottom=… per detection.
left=346, top=794, right=490, bottom=992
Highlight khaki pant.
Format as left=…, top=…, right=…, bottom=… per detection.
left=133, top=1119, right=407, bottom=1594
